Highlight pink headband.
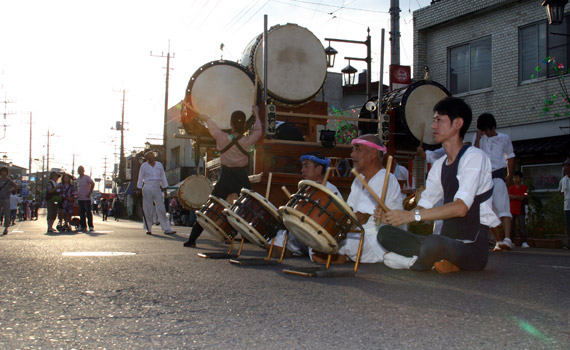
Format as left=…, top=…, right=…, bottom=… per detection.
left=351, top=138, right=387, bottom=152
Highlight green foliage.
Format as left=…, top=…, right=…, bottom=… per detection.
left=534, top=57, right=570, bottom=118
left=525, top=177, right=565, bottom=238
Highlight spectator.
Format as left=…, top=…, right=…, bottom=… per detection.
left=9, top=190, right=20, bottom=225
left=0, top=167, right=18, bottom=234
left=559, top=157, right=570, bottom=249
left=112, top=197, right=121, bottom=221
left=59, top=173, right=78, bottom=231
left=45, top=171, right=62, bottom=233
left=76, top=166, right=95, bottom=232
left=100, top=198, right=108, bottom=221
left=509, top=171, right=529, bottom=248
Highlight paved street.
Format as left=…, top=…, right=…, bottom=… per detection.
left=1, top=210, right=569, bottom=349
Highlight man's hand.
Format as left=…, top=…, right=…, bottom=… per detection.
left=384, top=209, right=414, bottom=227
left=416, top=146, right=426, bottom=159
left=252, top=105, right=260, bottom=118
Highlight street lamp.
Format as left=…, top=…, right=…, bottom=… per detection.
left=341, top=60, right=358, bottom=86
left=325, top=28, right=372, bottom=98
left=542, top=0, right=568, bottom=25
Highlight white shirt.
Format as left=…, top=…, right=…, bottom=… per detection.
left=418, top=147, right=500, bottom=228
left=425, top=147, right=446, bottom=164
left=10, top=194, right=20, bottom=210
left=137, top=161, right=168, bottom=189
left=472, top=132, right=515, bottom=171
left=559, top=175, right=570, bottom=211
left=324, top=181, right=342, bottom=200
left=338, top=168, right=403, bottom=263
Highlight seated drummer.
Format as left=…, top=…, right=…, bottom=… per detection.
left=313, top=134, right=403, bottom=264
left=184, top=105, right=262, bottom=248
left=375, top=97, right=499, bottom=273
left=272, top=152, right=342, bottom=257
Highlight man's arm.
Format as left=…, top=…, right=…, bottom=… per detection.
left=473, top=130, right=483, bottom=148
left=380, top=199, right=469, bottom=227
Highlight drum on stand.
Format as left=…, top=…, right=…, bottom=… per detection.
left=181, top=60, right=256, bottom=138
left=196, top=195, right=238, bottom=242
left=279, top=180, right=358, bottom=255
left=241, top=23, right=327, bottom=106
left=224, top=189, right=282, bottom=249
left=358, top=80, right=451, bottom=150
left=177, top=175, right=213, bottom=210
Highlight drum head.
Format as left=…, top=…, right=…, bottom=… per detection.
left=244, top=24, right=326, bottom=105
left=224, top=208, right=268, bottom=249
left=239, top=188, right=280, bottom=219
left=279, top=206, right=339, bottom=254
left=178, top=175, right=212, bottom=210
left=401, top=81, right=451, bottom=145
left=185, top=60, right=255, bottom=131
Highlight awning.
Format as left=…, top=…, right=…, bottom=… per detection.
left=513, top=135, right=570, bottom=157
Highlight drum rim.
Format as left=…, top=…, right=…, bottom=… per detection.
left=279, top=206, right=339, bottom=254
left=178, top=175, right=213, bottom=209
left=224, top=208, right=269, bottom=249
left=239, top=188, right=280, bottom=220
left=208, top=195, right=232, bottom=209
left=296, top=180, right=358, bottom=223
left=195, top=211, right=233, bottom=242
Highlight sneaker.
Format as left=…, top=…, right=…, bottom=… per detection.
left=498, top=238, right=514, bottom=251
left=146, top=232, right=152, bottom=235
left=164, top=230, right=176, bottom=235
left=493, top=243, right=502, bottom=252
left=2, top=228, right=7, bottom=235
left=521, top=242, right=530, bottom=248
left=89, top=227, right=94, bottom=232
left=433, top=260, right=460, bottom=273
left=383, top=252, right=417, bottom=270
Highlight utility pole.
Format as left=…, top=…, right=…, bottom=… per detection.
left=102, top=156, right=108, bottom=193
left=151, top=40, right=175, bottom=167
left=71, top=154, right=75, bottom=177
left=1, top=96, right=16, bottom=140
left=112, top=88, right=127, bottom=185
left=390, top=0, right=401, bottom=66
left=28, top=112, right=32, bottom=180
left=45, top=129, right=54, bottom=173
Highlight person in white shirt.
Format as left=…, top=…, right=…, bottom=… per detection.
left=136, top=150, right=176, bottom=235
left=9, top=190, right=20, bottom=226
left=318, top=134, right=402, bottom=264
left=77, top=166, right=95, bottom=232
left=272, top=152, right=342, bottom=258
left=377, top=97, right=500, bottom=273
left=472, top=113, right=515, bottom=251
left=559, top=157, right=570, bottom=249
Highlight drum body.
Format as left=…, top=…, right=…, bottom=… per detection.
left=358, top=80, right=451, bottom=149
left=181, top=60, right=255, bottom=137
left=177, top=175, right=213, bottom=210
left=224, top=189, right=281, bottom=249
left=196, top=196, right=237, bottom=242
left=279, top=180, right=358, bottom=255
left=241, top=23, right=326, bottom=106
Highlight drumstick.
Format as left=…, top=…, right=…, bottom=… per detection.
left=265, top=172, right=273, bottom=198
left=350, top=168, right=389, bottom=212
left=281, top=186, right=291, bottom=198
left=378, top=155, right=394, bottom=225
left=321, top=167, right=333, bottom=185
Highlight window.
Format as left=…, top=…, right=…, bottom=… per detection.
left=170, top=146, right=180, bottom=169
left=520, top=18, right=570, bottom=82
left=448, top=37, right=492, bottom=94
left=522, top=163, right=563, bottom=192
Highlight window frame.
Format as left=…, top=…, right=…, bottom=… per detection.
left=447, top=36, right=493, bottom=95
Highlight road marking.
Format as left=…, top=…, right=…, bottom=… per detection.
left=62, top=252, right=136, bottom=256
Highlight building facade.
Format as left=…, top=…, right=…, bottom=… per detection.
left=414, top=0, right=570, bottom=195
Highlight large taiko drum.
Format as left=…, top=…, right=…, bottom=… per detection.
left=241, top=23, right=327, bottom=106
left=224, top=189, right=282, bottom=249
left=279, top=180, right=358, bottom=255
left=195, top=196, right=238, bottom=242
left=177, top=175, right=213, bottom=210
left=181, top=60, right=256, bottom=138
left=358, top=80, right=451, bottom=149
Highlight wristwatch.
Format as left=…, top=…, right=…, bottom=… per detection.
left=414, top=209, right=421, bottom=222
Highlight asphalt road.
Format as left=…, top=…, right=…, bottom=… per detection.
left=1, top=210, right=569, bottom=350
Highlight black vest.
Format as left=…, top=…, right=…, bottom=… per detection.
left=440, top=145, right=493, bottom=241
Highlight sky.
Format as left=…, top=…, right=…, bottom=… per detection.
left=0, top=0, right=431, bottom=186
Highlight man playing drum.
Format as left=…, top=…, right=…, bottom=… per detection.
left=376, top=97, right=500, bottom=273
left=314, top=134, right=403, bottom=264
left=184, top=105, right=262, bottom=248
left=272, top=152, right=342, bottom=257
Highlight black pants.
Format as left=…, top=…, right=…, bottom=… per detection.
left=377, top=225, right=489, bottom=271
left=78, top=200, right=93, bottom=229
left=186, top=166, right=251, bottom=244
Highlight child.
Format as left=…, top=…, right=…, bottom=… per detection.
left=508, top=171, right=529, bottom=248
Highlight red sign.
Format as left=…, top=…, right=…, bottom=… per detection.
left=390, top=65, right=411, bottom=90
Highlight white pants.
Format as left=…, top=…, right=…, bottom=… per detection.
left=272, top=230, right=310, bottom=256
left=142, top=184, right=172, bottom=233
left=492, top=178, right=512, bottom=219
